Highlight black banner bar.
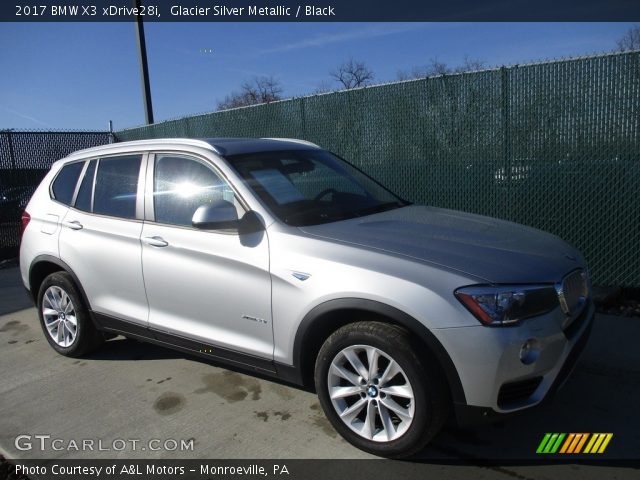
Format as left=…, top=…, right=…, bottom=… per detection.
left=2, top=0, right=640, bottom=22
left=4, top=458, right=640, bottom=480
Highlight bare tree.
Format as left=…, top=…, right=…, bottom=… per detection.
left=397, top=58, right=445, bottom=81
left=454, top=56, right=486, bottom=73
left=217, top=76, right=283, bottom=110
left=617, top=25, right=640, bottom=51
left=313, top=80, right=334, bottom=94
left=330, top=58, right=374, bottom=90
left=397, top=56, right=486, bottom=80
left=396, top=67, right=418, bottom=81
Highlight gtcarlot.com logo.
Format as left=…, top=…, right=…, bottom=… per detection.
left=15, top=434, right=194, bottom=452
left=536, top=433, right=613, bottom=454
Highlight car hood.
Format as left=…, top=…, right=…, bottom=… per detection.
left=299, top=205, right=583, bottom=283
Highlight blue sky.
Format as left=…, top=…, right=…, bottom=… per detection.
left=0, top=22, right=634, bottom=130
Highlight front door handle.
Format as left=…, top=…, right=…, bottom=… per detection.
left=62, top=220, right=83, bottom=230
left=142, top=236, right=169, bottom=247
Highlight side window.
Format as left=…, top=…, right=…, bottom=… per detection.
left=93, top=155, right=142, bottom=219
left=74, top=159, right=96, bottom=212
left=153, top=154, right=240, bottom=227
left=51, top=161, right=84, bottom=205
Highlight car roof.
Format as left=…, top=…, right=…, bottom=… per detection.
left=61, top=137, right=321, bottom=163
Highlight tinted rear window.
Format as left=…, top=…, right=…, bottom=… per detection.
left=51, top=162, right=84, bottom=205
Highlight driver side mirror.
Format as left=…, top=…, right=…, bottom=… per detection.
left=192, top=200, right=239, bottom=230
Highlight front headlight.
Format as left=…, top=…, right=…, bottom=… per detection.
left=454, top=285, right=559, bottom=326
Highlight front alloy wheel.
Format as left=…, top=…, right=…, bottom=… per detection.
left=328, top=345, right=415, bottom=442
left=315, top=321, right=449, bottom=458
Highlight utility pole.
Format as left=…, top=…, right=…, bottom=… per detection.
left=134, top=0, right=154, bottom=124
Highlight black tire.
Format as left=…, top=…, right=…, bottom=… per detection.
left=314, top=321, right=449, bottom=458
left=37, top=272, right=104, bottom=357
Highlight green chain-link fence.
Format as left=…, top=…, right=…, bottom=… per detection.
left=0, top=130, right=112, bottom=259
left=116, top=51, right=640, bottom=287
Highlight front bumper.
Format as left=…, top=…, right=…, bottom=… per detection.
left=434, top=300, right=595, bottom=425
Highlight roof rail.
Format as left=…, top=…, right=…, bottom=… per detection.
left=66, top=138, right=221, bottom=158
left=261, top=138, right=320, bottom=148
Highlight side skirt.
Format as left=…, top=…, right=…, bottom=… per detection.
left=92, top=311, right=304, bottom=385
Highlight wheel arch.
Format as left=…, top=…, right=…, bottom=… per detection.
left=292, top=298, right=466, bottom=405
left=28, top=255, right=94, bottom=316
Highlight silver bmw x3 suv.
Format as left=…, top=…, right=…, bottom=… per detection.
left=19, top=138, right=594, bottom=457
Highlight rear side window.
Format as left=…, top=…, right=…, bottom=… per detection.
left=51, top=162, right=84, bottom=205
left=93, top=155, right=142, bottom=219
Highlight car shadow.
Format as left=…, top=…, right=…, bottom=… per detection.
left=88, top=336, right=315, bottom=392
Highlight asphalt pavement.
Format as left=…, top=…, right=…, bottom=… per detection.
left=0, top=266, right=638, bottom=479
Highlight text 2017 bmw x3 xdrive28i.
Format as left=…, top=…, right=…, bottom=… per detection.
left=20, top=138, right=594, bottom=457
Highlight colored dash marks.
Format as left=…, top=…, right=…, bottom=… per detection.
left=537, top=433, right=613, bottom=454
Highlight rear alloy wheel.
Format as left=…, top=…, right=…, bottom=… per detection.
left=42, top=285, right=78, bottom=348
left=315, top=321, right=449, bottom=458
left=37, top=272, right=103, bottom=357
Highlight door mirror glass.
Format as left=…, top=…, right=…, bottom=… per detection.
left=192, top=200, right=239, bottom=230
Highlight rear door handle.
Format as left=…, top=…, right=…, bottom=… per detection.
left=142, top=236, right=169, bottom=247
left=62, top=220, right=83, bottom=230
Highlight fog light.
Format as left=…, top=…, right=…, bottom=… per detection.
left=519, top=338, right=540, bottom=365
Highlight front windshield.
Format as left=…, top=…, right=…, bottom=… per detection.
left=225, top=149, right=409, bottom=226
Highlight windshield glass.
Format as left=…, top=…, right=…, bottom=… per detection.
left=225, top=149, right=409, bottom=226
